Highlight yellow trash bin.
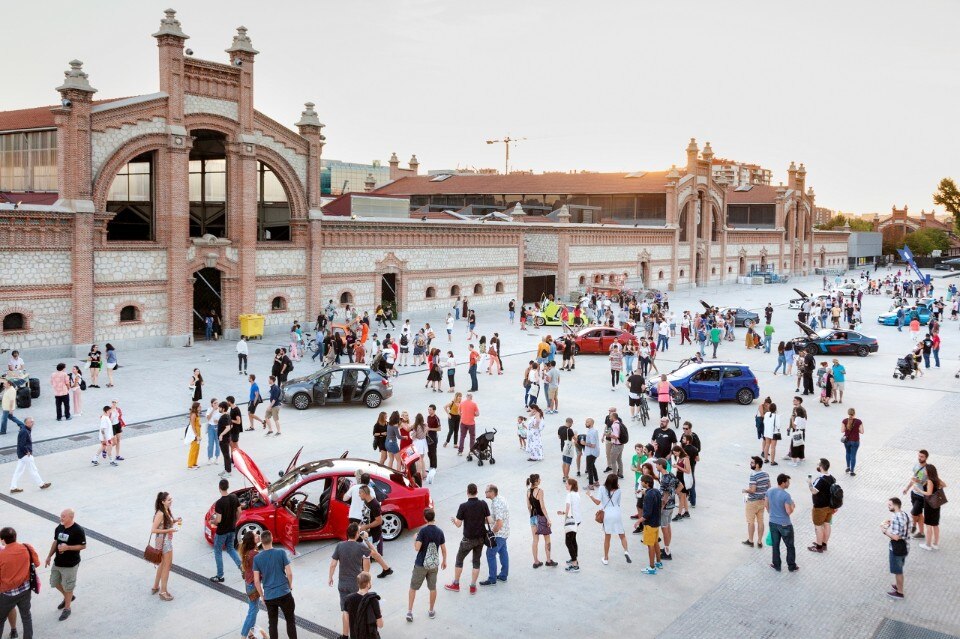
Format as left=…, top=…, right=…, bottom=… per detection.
left=239, top=314, right=265, bottom=339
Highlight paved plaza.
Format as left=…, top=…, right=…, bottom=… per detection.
left=2, top=271, right=959, bottom=639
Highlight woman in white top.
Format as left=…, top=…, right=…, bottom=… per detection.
left=788, top=406, right=807, bottom=467
left=762, top=402, right=782, bottom=466
left=205, top=398, right=221, bottom=465
left=585, top=473, right=630, bottom=565
left=558, top=478, right=583, bottom=572
left=525, top=404, right=545, bottom=461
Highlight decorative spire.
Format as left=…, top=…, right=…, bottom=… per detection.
left=226, top=26, right=259, bottom=54
left=702, top=141, right=714, bottom=161
left=56, top=60, right=97, bottom=94
left=509, top=202, right=525, bottom=219
left=666, top=164, right=681, bottom=179
left=152, top=8, right=189, bottom=39
left=295, top=102, right=323, bottom=128
left=797, top=163, right=806, bottom=176
left=788, top=161, right=797, bottom=172
left=686, top=138, right=699, bottom=153
left=389, top=152, right=399, bottom=165
left=409, top=154, right=419, bottom=168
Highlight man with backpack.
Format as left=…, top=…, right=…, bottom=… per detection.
left=606, top=409, right=628, bottom=479
left=807, top=458, right=841, bottom=553
left=406, top=508, right=446, bottom=623
left=329, top=522, right=371, bottom=639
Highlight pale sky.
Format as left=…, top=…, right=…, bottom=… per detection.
left=4, top=0, right=958, bottom=214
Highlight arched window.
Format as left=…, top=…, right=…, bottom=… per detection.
left=658, top=270, right=664, bottom=280
left=578, top=275, right=586, bottom=286
left=257, top=161, right=291, bottom=241
left=107, top=152, right=154, bottom=241
left=119, top=305, right=140, bottom=322
left=495, top=281, right=505, bottom=293
left=426, top=287, right=436, bottom=299
left=711, top=267, right=717, bottom=275
left=2, top=312, right=25, bottom=331
left=189, top=130, right=228, bottom=237
left=473, top=283, right=483, bottom=295
left=679, top=269, right=685, bottom=277
left=728, top=266, right=733, bottom=273
left=339, top=291, right=353, bottom=305
left=271, top=296, right=287, bottom=311
left=450, top=285, right=461, bottom=297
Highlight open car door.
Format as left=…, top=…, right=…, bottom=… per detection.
left=284, top=446, right=304, bottom=476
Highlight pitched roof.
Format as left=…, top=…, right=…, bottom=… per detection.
left=726, top=184, right=781, bottom=204
left=373, top=171, right=671, bottom=196
left=0, top=97, right=139, bottom=132
left=0, top=191, right=59, bottom=205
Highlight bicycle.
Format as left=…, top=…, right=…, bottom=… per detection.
left=637, top=394, right=650, bottom=428
left=668, top=397, right=681, bottom=430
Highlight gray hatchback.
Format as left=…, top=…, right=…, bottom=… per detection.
left=281, top=363, right=393, bottom=410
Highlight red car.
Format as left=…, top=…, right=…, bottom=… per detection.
left=204, top=447, right=431, bottom=553
left=559, top=326, right=638, bottom=355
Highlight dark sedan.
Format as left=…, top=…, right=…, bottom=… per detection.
left=790, top=321, right=879, bottom=357
left=699, top=300, right=760, bottom=327
left=282, top=363, right=393, bottom=409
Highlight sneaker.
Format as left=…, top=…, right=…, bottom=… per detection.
left=378, top=568, right=393, bottom=578
left=90, top=461, right=99, bottom=467
left=565, top=565, right=579, bottom=572
left=478, top=579, right=497, bottom=586
left=886, top=589, right=904, bottom=600
left=469, top=585, right=477, bottom=595
left=9, top=488, right=23, bottom=494
left=932, top=544, right=940, bottom=550
left=496, top=575, right=507, bottom=582
left=110, top=461, right=119, bottom=466
left=742, top=540, right=754, bottom=547
left=601, top=557, right=609, bottom=565
left=849, top=472, right=856, bottom=477
left=58, top=608, right=71, bottom=621
left=661, top=551, right=673, bottom=560
left=115, top=456, right=125, bottom=461
left=641, top=567, right=657, bottom=575
left=428, top=610, right=436, bottom=619
left=919, top=543, right=932, bottom=551
left=807, top=544, right=823, bottom=553
left=655, top=561, right=663, bottom=569
left=624, top=552, right=632, bottom=564
left=912, top=532, right=925, bottom=539
left=444, top=583, right=460, bottom=592
left=210, top=576, right=225, bottom=583
left=406, top=612, right=413, bottom=623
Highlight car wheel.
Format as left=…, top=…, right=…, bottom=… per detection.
left=736, top=388, right=755, bottom=405
left=292, top=393, right=310, bottom=410
left=534, top=316, right=545, bottom=327
left=672, top=388, right=687, bottom=405
left=743, top=319, right=755, bottom=329
left=381, top=513, right=404, bottom=541
left=856, top=345, right=869, bottom=357
left=237, top=521, right=267, bottom=540
left=364, top=392, right=383, bottom=408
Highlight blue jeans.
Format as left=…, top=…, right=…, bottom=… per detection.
left=205, top=324, right=213, bottom=340
left=311, top=341, right=324, bottom=361
left=623, top=355, right=635, bottom=374
left=486, top=536, right=509, bottom=580
left=469, top=364, right=478, bottom=391
left=241, top=583, right=259, bottom=637
left=774, top=354, right=786, bottom=374
left=933, top=348, right=940, bottom=367
left=207, top=425, right=220, bottom=460
left=509, top=311, right=515, bottom=322
left=698, top=340, right=706, bottom=356
left=524, top=384, right=538, bottom=407
left=0, top=410, right=24, bottom=435
left=844, top=440, right=860, bottom=472
left=896, top=318, right=903, bottom=332
left=455, top=308, right=460, bottom=320
left=769, top=522, right=796, bottom=570
left=923, top=352, right=931, bottom=368
left=764, top=336, right=772, bottom=353
left=213, top=532, right=241, bottom=578
left=657, top=335, right=668, bottom=351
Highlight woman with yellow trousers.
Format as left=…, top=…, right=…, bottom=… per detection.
left=187, top=401, right=202, bottom=469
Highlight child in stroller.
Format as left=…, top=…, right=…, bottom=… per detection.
left=469, top=428, right=497, bottom=466
left=894, top=352, right=917, bottom=380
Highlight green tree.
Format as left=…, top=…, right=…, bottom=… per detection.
left=933, top=178, right=960, bottom=234
left=903, top=228, right=951, bottom=256
left=816, top=213, right=872, bottom=231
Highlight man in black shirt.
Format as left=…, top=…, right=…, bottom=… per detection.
left=227, top=396, right=243, bottom=445
left=279, top=348, right=293, bottom=384
left=807, top=458, right=836, bottom=553
left=44, top=508, right=86, bottom=621
left=444, top=484, right=492, bottom=595
left=627, top=370, right=645, bottom=422
left=358, top=486, right=385, bottom=557
left=210, top=479, right=242, bottom=582
left=680, top=425, right=700, bottom=509
left=802, top=350, right=816, bottom=395
left=651, top=418, right=677, bottom=459
left=344, top=571, right=383, bottom=639
left=216, top=401, right=233, bottom=477
left=557, top=418, right=574, bottom=452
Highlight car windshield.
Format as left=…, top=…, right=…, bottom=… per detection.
left=815, top=330, right=833, bottom=338
left=667, top=363, right=701, bottom=379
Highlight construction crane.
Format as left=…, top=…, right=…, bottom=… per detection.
left=486, top=135, right=526, bottom=174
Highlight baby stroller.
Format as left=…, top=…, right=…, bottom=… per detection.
left=894, top=356, right=916, bottom=380
left=468, top=429, right=497, bottom=466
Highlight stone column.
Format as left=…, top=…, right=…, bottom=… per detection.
left=227, top=140, right=258, bottom=325
left=153, top=9, right=189, bottom=126
left=296, top=102, right=326, bottom=321
left=162, top=132, right=193, bottom=344
left=52, top=60, right=97, bottom=355
left=665, top=168, right=680, bottom=291
left=556, top=230, right=570, bottom=299
left=226, top=27, right=258, bottom=130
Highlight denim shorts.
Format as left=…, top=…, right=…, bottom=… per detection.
left=888, top=548, right=906, bottom=575
left=562, top=455, right=572, bottom=465
left=386, top=440, right=400, bottom=454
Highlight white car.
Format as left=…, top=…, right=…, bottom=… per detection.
left=788, top=289, right=833, bottom=310
left=831, top=281, right=866, bottom=296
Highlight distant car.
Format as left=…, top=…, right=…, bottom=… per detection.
left=558, top=326, right=638, bottom=355
left=646, top=361, right=759, bottom=405
left=791, top=321, right=879, bottom=357
left=204, top=447, right=431, bottom=552
left=877, top=299, right=935, bottom=326
left=533, top=300, right=589, bottom=328
left=282, top=363, right=392, bottom=409
left=788, top=288, right=834, bottom=310
left=700, top=300, right=759, bottom=327
left=934, top=258, right=960, bottom=271
left=831, top=281, right=866, bottom=296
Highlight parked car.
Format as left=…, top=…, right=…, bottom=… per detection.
left=877, top=299, right=935, bottom=326
left=557, top=326, right=638, bottom=355
left=831, top=281, right=867, bottom=296
left=204, top=447, right=431, bottom=552
left=282, top=363, right=392, bottom=409
left=534, top=300, right=590, bottom=327
left=788, top=289, right=834, bottom=310
left=646, top=361, right=759, bottom=405
left=699, top=300, right=759, bottom=327
left=791, top=321, right=879, bottom=357
left=934, top=258, right=960, bottom=271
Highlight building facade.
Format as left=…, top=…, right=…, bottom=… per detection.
left=710, top=156, right=772, bottom=188
left=0, top=10, right=848, bottom=359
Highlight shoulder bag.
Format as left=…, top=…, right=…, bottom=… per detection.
left=144, top=533, right=164, bottom=565
left=595, top=493, right=611, bottom=524
left=483, top=523, right=497, bottom=548
left=926, top=488, right=948, bottom=509
left=25, top=544, right=40, bottom=594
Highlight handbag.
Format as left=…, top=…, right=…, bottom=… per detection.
left=143, top=533, right=163, bottom=565
left=182, top=424, right=194, bottom=445
left=248, top=587, right=261, bottom=602
left=595, top=493, right=610, bottom=524
left=925, top=488, right=948, bottom=509
left=891, top=538, right=909, bottom=557
left=26, top=544, right=40, bottom=594
left=483, top=524, right=497, bottom=548
left=563, top=516, right=577, bottom=532
left=535, top=514, right=552, bottom=536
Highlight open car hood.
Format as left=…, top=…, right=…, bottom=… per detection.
left=231, top=447, right=270, bottom=501
left=794, top=320, right=819, bottom=338
left=699, top=299, right=713, bottom=312
left=792, top=288, right=809, bottom=300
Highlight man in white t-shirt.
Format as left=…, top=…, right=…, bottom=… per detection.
left=345, top=473, right=370, bottom=523
left=91, top=405, right=117, bottom=466
left=6, top=350, right=25, bottom=372
left=446, top=314, right=454, bottom=343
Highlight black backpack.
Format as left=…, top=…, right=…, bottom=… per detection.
left=829, top=482, right=844, bottom=509
left=400, top=334, right=409, bottom=346
left=617, top=421, right=629, bottom=445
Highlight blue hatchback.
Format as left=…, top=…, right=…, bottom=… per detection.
left=647, top=361, right=759, bottom=405
left=877, top=299, right=935, bottom=326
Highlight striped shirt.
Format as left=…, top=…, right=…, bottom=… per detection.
left=747, top=471, right=770, bottom=502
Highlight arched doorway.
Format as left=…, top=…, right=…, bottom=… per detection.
left=193, top=267, right=222, bottom=336
left=695, top=253, right=703, bottom=286
left=760, top=254, right=768, bottom=271
left=640, top=261, right=650, bottom=288
left=738, top=256, right=747, bottom=276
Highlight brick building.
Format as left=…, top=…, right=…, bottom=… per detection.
left=0, top=10, right=848, bottom=358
